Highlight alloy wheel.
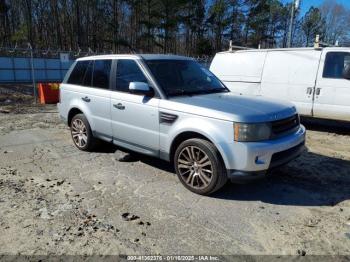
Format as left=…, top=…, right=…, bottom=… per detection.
left=71, top=119, right=88, bottom=148
left=177, top=146, right=213, bottom=189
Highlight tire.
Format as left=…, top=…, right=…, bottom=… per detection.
left=174, top=138, right=227, bottom=195
left=70, top=113, right=97, bottom=151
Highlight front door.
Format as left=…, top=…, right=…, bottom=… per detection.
left=110, top=59, right=160, bottom=156
left=314, top=51, right=350, bottom=121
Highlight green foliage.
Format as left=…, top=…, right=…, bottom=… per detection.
left=196, top=38, right=214, bottom=56
left=10, top=25, right=28, bottom=43
left=207, top=0, right=230, bottom=51
left=302, top=7, right=325, bottom=46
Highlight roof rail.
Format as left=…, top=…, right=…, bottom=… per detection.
left=314, top=34, right=338, bottom=49
left=228, top=40, right=255, bottom=52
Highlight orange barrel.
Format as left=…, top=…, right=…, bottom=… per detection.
left=37, top=83, right=60, bottom=104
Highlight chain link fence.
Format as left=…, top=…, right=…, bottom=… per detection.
left=0, top=47, right=214, bottom=105
left=0, top=46, right=214, bottom=85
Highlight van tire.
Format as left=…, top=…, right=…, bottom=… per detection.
left=174, top=138, right=227, bottom=195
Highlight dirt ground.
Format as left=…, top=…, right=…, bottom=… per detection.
left=0, top=100, right=350, bottom=256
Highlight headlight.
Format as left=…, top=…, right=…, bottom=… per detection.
left=234, top=122, right=272, bottom=142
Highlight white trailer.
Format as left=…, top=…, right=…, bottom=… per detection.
left=210, top=47, right=350, bottom=121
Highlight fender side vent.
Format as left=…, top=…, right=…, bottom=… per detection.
left=160, top=112, right=178, bottom=124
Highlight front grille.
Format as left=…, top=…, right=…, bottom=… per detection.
left=271, top=114, right=299, bottom=138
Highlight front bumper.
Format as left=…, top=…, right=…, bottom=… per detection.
left=228, top=142, right=306, bottom=181
left=224, top=125, right=306, bottom=179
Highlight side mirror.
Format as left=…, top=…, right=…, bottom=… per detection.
left=342, top=65, right=350, bottom=80
left=129, top=82, right=153, bottom=96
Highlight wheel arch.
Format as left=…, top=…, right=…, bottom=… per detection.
left=169, top=130, right=229, bottom=169
left=68, top=107, right=83, bottom=127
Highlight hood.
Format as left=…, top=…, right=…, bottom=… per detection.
left=160, top=93, right=297, bottom=122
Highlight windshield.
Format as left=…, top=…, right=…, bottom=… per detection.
left=145, top=59, right=228, bottom=97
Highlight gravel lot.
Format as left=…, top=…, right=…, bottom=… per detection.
left=0, top=104, right=349, bottom=256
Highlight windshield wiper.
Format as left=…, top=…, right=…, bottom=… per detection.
left=167, top=88, right=228, bottom=97
left=189, top=88, right=228, bottom=95
left=167, top=89, right=194, bottom=97
left=209, top=88, right=228, bottom=93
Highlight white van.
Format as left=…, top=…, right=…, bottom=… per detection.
left=210, top=47, right=350, bottom=121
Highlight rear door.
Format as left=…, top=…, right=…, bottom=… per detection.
left=87, top=59, right=113, bottom=138
left=314, top=50, right=350, bottom=121
left=65, top=60, right=112, bottom=139
left=260, top=50, right=322, bottom=116
left=110, top=59, right=160, bottom=156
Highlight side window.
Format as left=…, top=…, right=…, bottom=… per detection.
left=67, top=61, right=89, bottom=85
left=92, top=60, right=112, bottom=89
left=115, top=59, right=148, bottom=92
left=82, top=61, right=93, bottom=87
left=323, top=52, right=350, bottom=79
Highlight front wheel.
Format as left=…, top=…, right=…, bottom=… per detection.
left=174, top=138, right=227, bottom=195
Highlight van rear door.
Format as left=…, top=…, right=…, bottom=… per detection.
left=314, top=50, right=350, bottom=121
left=260, top=50, right=322, bottom=116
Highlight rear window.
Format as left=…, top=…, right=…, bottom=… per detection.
left=67, top=61, right=90, bottom=85
left=83, top=61, right=93, bottom=86
left=67, top=59, right=112, bottom=89
left=92, top=60, right=112, bottom=89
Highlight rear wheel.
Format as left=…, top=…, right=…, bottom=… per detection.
left=70, top=114, right=97, bottom=151
left=174, top=138, right=227, bottom=195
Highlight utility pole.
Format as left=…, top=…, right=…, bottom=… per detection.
left=287, top=0, right=300, bottom=48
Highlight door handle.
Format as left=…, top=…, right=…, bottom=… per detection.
left=315, top=88, right=321, bottom=96
left=81, top=96, right=90, bottom=102
left=306, top=87, right=313, bottom=95
left=113, top=103, right=125, bottom=110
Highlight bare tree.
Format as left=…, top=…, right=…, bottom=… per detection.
left=320, top=0, right=350, bottom=45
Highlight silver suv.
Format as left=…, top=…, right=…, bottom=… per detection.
left=58, top=54, right=306, bottom=195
